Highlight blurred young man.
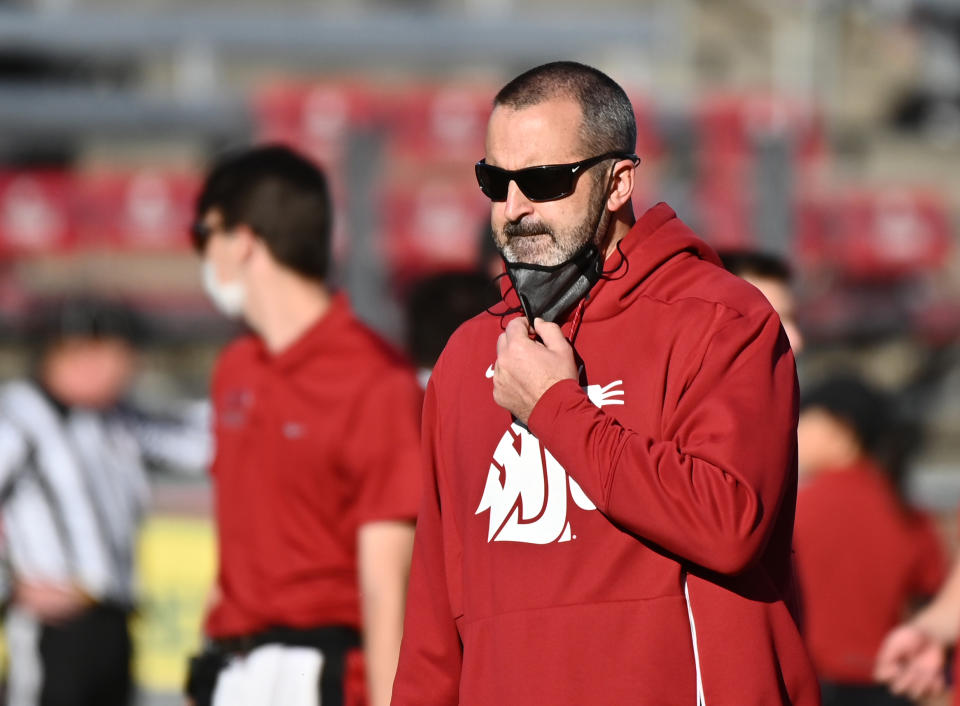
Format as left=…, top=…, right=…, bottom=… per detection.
left=188, top=145, right=421, bottom=706
left=405, top=270, right=499, bottom=388
left=392, top=61, right=819, bottom=705
left=0, top=298, right=210, bottom=706
left=720, top=250, right=804, bottom=354
left=794, top=375, right=944, bottom=706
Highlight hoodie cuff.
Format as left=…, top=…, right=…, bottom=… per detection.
left=527, top=378, right=613, bottom=508
left=528, top=378, right=586, bottom=432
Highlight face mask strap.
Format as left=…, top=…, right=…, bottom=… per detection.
left=599, top=238, right=630, bottom=282
left=484, top=270, right=526, bottom=327
left=588, top=160, right=633, bottom=284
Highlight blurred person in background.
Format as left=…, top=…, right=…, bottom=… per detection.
left=405, top=270, right=499, bottom=388
left=719, top=250, right=804, bottom=354
left=875, top=507, right=960, bottom=701
left=794, top=375, right=945, bottom=706
left=187, top=145, right=421, bottom=706
left=476, top=222, right=505, bottom=281
left=392, top=61, right=819, bottom=705
left=875, top=556, right=960, bottom=705
left=0, top=297, right=211, bottom=706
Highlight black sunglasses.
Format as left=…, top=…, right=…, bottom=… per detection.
left=190, top=220, right=213, bottom=252
left=474, top=151, right=639, bottom=202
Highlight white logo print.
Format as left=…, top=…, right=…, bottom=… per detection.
left=476, top=380, right=624, bottom=543
left=586, top=380, right=624, bottom=407
left=485, top=363, right=495, bottom=379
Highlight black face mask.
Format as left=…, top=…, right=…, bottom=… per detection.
left=504, top=241, right=604, bottom=325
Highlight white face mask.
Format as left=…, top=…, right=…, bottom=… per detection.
left=202, top=260, right=246, bottom=318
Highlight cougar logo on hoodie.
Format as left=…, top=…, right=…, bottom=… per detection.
left=475, top=381, right=624, bottom=543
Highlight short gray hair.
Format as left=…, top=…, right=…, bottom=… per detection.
left=493, top=61, right=637, bottom=159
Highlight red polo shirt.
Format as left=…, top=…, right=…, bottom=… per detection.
left=204, top=294, right=422, bottom=638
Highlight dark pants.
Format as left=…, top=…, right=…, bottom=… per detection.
left=820, top=680, right=913, bottom=706
left=37, top=604, right=132, bottom=706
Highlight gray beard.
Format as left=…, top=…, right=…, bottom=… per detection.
left=497, top=187, right=609, bottom=267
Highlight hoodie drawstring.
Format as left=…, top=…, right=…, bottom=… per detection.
left=566, top=297, right=588, bottom=345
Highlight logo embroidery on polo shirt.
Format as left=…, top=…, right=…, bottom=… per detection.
left=283, top=422, right=306, bottom=439
left=476, top=380, right=624, bottom=544
left=219, top=388, right=254, bottom=428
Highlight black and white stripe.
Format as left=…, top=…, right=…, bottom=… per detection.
left=0, top=380, right=211, bottom=605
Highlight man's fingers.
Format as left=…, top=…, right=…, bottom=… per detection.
left=874, top=658, right=902, bottom=684
left=889, top=668, right=917, bottom=696
left=496, top=331, right=507, bottom=357
left=896, top=670, right=939, bottom=700
left=874, top=624, right=927, bottom=683
left=889, top=657, right=942, bottom=698
left=533, top=318, right=567, bottom=351
left=909, top=673, right=946, bottom=700
left=504, top=317, right=529, bottom=341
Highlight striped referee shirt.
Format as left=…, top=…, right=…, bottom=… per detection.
left=0, top=380, right=211, bottom=606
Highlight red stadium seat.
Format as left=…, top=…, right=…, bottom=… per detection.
left=794, top=192, right=832, bottom=269
left=694, top=172, right=754, bottom=251
left=0, top=171, right=76, bottom=255
left=835, top=188, right=952, bottom=280
left=382, top=84, right=494, bottom=163
left=75, top=170, right=201, bottom=250
left=380, top=176, right=488, bottom=278
left=797, top=187, right=953, bottom=281
left=252, top=80, right=377, bottom=167
left=697, top=92, right=826, bottom=177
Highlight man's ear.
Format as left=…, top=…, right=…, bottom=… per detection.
left=605, top=158, right=636, bottom=212
left=231, top=224, right=258, bottom=262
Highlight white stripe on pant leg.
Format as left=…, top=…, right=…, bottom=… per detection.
left=212, top=645, right=324, bottom=706
left=6, top=607, right=43, bottom=706
left=684, top=576, right=706, bottom=706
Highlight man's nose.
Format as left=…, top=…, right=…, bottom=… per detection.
left=503, top=181, right=534, bottom=223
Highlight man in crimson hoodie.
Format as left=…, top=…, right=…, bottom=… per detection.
left=391, top=61, right=820, bottom=705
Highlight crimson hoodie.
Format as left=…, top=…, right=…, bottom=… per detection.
left=392, top=203, right=820, bottom=705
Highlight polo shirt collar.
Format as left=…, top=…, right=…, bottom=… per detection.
left=260, top=292, right=351, bottom=373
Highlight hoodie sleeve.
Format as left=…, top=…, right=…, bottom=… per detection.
left=391, top=373, right=463, bottom=706
left=527, top=308, right=797, bottom=575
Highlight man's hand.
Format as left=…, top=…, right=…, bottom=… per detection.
left=874, top=623, right=947, bottom=701
left=493, top=317, right=578, bottom=424
left=14, top=579, right=92, bottom=623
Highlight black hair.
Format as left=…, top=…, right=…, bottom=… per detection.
left=30, top=296, right=145, bottom=350
left=801, top=373, right=925, bottom=501
left=406, top=270, right=500, bottom=370
left=494, top=61, right=637, bottom=159
left=718, top=250, right=792, bottom=284
left=193, top=144, right=332, bottom=282
left=801, top=375, right=890, bottom=455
